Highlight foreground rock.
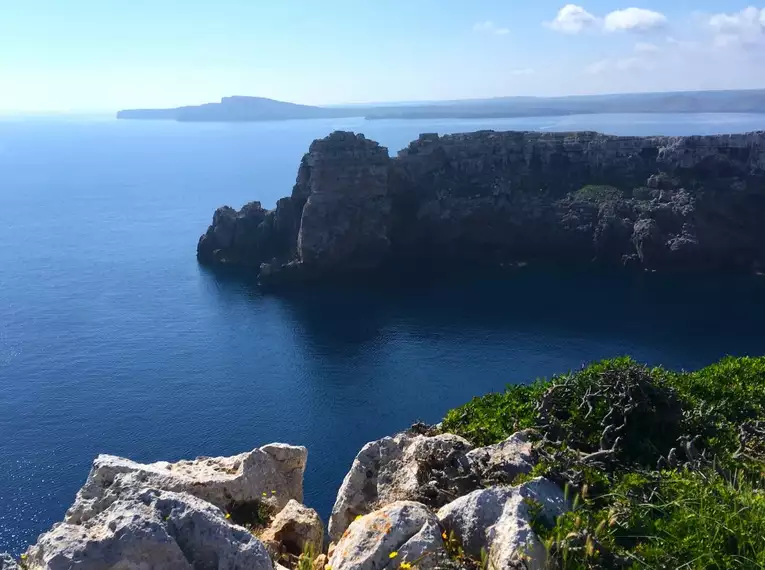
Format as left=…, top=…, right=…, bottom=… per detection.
left=198, top=130, right=765, bottom=282
left=328, top=430, right=536, bottom=541
left=0, top=554, right=19, bottom=570
left=329, top=501, right=447, bottom=570
left=67, top=443, right=307, bottom=525
left=25, top=488, right=273, bottom=570
left=438, top=478, right=567, bottom=570
left=328, top=431, right=477, bottom=541
left=260, top=499, right=324, bottom=558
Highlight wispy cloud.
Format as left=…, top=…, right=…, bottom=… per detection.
left=707, top=6, right=765, bottom=49
left=473, top=21, right=510, bottom=36
left=510, top=68, right=535, bottom=76
left=634, top=42, right=660, bottom=53
left=546, top=5, right=666, bottom=34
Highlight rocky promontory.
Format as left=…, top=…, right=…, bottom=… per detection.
left=197, top=130, right=765, bottom=284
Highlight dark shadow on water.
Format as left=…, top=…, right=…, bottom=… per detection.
left=200, top=262, right=765, bottom=367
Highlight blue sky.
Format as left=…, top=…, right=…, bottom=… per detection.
left=1, top=1, right=764, bottom=111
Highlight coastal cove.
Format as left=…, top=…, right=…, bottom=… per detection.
left=3, top=113, right=765, bottom=555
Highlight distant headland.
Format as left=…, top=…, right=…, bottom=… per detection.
left=197, top=128, right=765, bottom=286
left=117, top=89, right=765, bottom=122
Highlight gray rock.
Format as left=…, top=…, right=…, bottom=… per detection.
left=66, top=443, right=307, bottom=525
left=260, top=499, right=324, bottom=557
left=328, top=432, right=475, bottom=541
left=328, top=501, right=445, bottom=570
left=466, top=431, right=536, bottom=484
left=437, top=478, right=567, bottom=570
left=24, top=488, right=273, bottom=570
left=0, top=553, right=19, bottom=570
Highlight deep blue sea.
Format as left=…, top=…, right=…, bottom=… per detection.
left=2, top=113, right=765, bottom=554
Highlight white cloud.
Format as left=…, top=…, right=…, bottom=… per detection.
left=545, top=4, right=599, bottom=34
left=586, top=59, right=611, bottom=74
left=473, top=20, right=510, bottom=36
left=604, top=8, right=667, bottom=32
left=708, top=6, right=765, bottom=49
left=546, top=5, right=666, bottom=34
left=634, top=41, right=660, bottom=53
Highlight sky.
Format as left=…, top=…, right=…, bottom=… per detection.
left=0, top=0, right=764, bottom=112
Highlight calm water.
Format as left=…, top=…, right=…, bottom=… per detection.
left=2, top=113, right=765, bottom=554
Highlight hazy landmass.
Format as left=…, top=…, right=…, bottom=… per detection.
left=117, top=89, right=765, bottom=122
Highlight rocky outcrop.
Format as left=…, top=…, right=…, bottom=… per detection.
left=25, top=488, right=273, bottom=570
left=66, top=443, right=307, bottom=525
left=10, top=430, right=563, bottom=570
left=198, top=130, right=765, bottom=281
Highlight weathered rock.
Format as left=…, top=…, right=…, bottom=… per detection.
left=328, top=432, right=475, bottom=541
left=328, top=501, right=446, bottom=570
left=24, top=488, right=273, bottom=570
left=312, top=553, right=328, bottom=570
left=199, top=130, right=765, bottom=280
left=0, top=554, right=19, bottom=570
left=66, top=443, right=307, bottom=525
left=437, top=478, right=567, bottom=570
left=466, top=431, right=536, bottom=484
left=260, top=499, right=324, bottom=557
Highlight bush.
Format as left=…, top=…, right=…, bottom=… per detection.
left=442, top=356, right=765, bottom=569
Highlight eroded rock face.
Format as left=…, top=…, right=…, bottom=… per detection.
left=67, top=443, right=307, bottom=525
left=199, top=130, right=765, bottom=280
left=25, top=488, right=273, bottom=570
left=328, top=432, right=476, bottom=541
left=328, top=501, right=446, bottom=570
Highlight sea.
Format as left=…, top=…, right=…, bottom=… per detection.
left=2, top=112, right=765, bottom=554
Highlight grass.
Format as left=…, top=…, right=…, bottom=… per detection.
left=572, top=185, right=623, bottom=202
left=442, top=356, right=765, bottom=569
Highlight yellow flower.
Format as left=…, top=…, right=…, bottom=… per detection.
left=324, top=565, right=332, bottom=570
left=401, top=563, right=412, bottom=569
left=389, top=551, right=398, bottom=559
left=225, top=513, right=231, bottom=519
left=271, top=490, right=276, bottom=494
left=355, top=514, right=363, bottom=521
left=20, top=554, right=28, bottom=560
left=262, top=492, right=267, bottom=497
left=441, top=531, right=448, bottom=540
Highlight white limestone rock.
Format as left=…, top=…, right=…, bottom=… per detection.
left=24, top=488, right=273, bottom=570
left=328, top=432, right=474, bottom=540
left=66, top=443, right=307, bottom=525
left=437, top=478, right=567, bottom=570
left=0, top=554, right=19, bottom=570
left=466, top=431, right=536, bottom=482
left=260, top=499, right=324, bottom=557
left=328, top=501, right=446, bottom=570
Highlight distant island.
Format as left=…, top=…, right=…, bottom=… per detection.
left=117, top=89, right=765, bottom=122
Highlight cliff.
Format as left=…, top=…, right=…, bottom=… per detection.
left=197, top=130, right=765, bottom=283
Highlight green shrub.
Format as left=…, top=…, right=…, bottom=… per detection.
left=572, top=185, right=623, bottom=202
left=442, top=356, right=765, bottom=569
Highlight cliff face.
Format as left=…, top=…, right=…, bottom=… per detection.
left=197, top=130, right=765, bottom=281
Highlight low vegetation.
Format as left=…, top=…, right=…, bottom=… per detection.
left=572, top=185, right=623, bottom=202
left=442, top=356, right=765, bottom=569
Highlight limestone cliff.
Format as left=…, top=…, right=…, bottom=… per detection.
left=197, top=130, right=765, bottom=282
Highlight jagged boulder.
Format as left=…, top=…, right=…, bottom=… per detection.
left=437, top=478, right=568, bottom=570
left=328, top=432, right=476, bottom=541
left=328, top=501, right=446, bottom=570
left=0, top=554, right=19, bottom=570
left=260, top=499, right=324, bottom=558
left=66, top=443, right=307, bottom=525
left=465, top=431, right=535, bottom=484
left=24, top=488, right=273, bottom=570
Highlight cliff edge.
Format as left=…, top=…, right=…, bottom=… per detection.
left=197, top=130, right=765, bottom=283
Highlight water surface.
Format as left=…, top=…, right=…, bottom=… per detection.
left=2, top=113, right=765, bottom=554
